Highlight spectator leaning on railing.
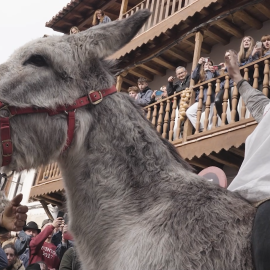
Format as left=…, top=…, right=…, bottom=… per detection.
left=186, top=57, right=220, bottom=131
left=92, top=9, right=111, bottom=26
left=167, top=66, right=191, bottom=96
left=128, top=86, right=139, bottom=100
left=135, top=77, right=153, bottom=107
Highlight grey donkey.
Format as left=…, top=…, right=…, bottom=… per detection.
left=0, top=10, right=256, bottom=270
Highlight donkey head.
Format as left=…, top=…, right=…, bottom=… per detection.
left=0, top=10, right=151, bottom=171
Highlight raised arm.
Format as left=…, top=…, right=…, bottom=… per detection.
left=225, top=50, right=270, bottom=123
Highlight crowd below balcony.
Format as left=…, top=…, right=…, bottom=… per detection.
left=0, top=216, right=78, bottom=270
left=125, top=34, right=270, bottom=133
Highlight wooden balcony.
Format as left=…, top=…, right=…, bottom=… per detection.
left=121, top=0, right=196, bottom=36
left=30, top=162, right=64, bottom=206
left=143, top=55, right=270, bottom=170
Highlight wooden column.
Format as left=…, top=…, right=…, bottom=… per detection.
left=116, top=75, right=123, bottom=92
left=183, top=31, right=204, bottom=141
left=119, top=0, right=129, bottom=20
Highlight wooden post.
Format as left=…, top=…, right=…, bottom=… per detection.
left=116, top=75, right=123, bottom=92
left=183, top=31, right=204, bottom=141
left=40, top=200, right=54, bottom=220
left=119, top=0, right=129, bottom=20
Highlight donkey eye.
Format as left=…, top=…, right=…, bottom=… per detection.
left=23, top=55, right=47, bottom=67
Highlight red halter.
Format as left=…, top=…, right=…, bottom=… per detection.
left=0, top=86, right=117, bottom=166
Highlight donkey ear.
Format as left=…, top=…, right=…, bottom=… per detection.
left=68, top=10, right=151, bottom=59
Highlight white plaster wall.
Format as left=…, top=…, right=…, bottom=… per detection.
left=149, top=20, right=270, bottom=90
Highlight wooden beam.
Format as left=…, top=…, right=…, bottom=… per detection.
left=228, top=146, right=245, bottom=158
left=167, top=47, right=193, bottom=63
left=119, top=0, right=129, bottom=19
left=215, top=19, right=244, bottom=39
left=208, top=150, right=243, bottom=169
left=188, top=156, right=222, bottom=169
left=255, top=3, right=270, bottom=19
left=39, top=200, right=54, bottom=220
left=182, top=38, right=211, bottom=54
left=122, top=77, right=136, bottom=86
left=116, top=75, right=123, bottom=92
left=152, top=57, right=176, bottom=70
left=140, top=62, right=166, bottom=77
left=129, top=67, right=153, bottom=81
left=42, top=194, right=63, bottom=204
left=205, top=26, right=229, bottom=45
left=37, top=196, right=62, bottom=207
left=236, top=10, right=262, bottom=30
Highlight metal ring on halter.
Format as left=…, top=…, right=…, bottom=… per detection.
left=64, top=109, right=76, bottom=115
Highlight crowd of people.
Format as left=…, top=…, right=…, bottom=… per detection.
left=126, top=34, right=270, bottom=131
left=0, top=216, right=77, bottom=270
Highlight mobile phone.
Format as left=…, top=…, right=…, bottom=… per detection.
left=155, top=90, right=163, bottom=96
left=204, top=57, right=210, bottom=63
left=256, top=41, right=262, bottom=48
left=57, top=211, right=65, bottom=218
left=213, top=64, right=224, bottom=70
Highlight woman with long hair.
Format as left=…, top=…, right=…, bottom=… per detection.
left=69, top=26, right=80, bottom=35
left=261, top=34, right=270, bottom=57
left=92, top=9, right=111, bottom=26
left=186, top=57, right=220, bottom=131
left=215, top=36, right=258, bottom=123
left=2, top=244, right=24, bottom=270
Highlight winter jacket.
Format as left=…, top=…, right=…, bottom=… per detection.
left=192, top=64, right=219, bottom=103
left=3, top=259, right=24, bottom=270
left=136, top=86, right=153, bottom=107
left=0, top=247, right=7, bottom=270
left=59, top=248, right=80, bottom=270
left=167, top=75, right=191, bottom=96
left=29, top=225, right=60, bottom=270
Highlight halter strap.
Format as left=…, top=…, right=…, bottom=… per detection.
left=0, top=86, right=117, bottom=166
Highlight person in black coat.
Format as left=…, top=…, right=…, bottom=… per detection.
left=167, top=66, right=191, bottom=96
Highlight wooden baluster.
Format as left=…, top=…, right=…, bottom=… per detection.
left=253, top=64, right=259, bottom=90
left=147, top=0, right=155, bottom=30
left=159, top=0, right=166, bottom=22
left=171, top=0, right=177, bottom=14
left=142, top=0, right=150, bottom=32
left=165, top=0, right=170, bottom=18
left=241, top=68, right=249, bottom=119
left=50, top=163, right=55, bottom=178
left=153, top=0, right=160, bottom=25
left=212, top=79, right=220, bottom=129
left=157, top=101, right=164, bottom=133
left=147, top=107, right=151, bottom=121
left=195, top=86, right=204, bottom=134
left=169, top=96, right=177, bottom=141
left=43, top=164, right=49, bottom=180
left=56, top=164, right=60, bottom=176
left=203, top=83, right=212, bottom=132
left=221, top=75, right=229, bottom=126
left=152, top=105, right=158, bottom=126
left=263, top=59, right=269, bottom=97
left=176, top=95, right=183, bottom=139
left=231, top=82, right=239, bottom=123
left=162, top=99, right=171, bottom=138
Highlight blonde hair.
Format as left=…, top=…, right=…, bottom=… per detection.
left=238, top=36, right=255, bottom=63
left=199, top=60, right=213, bottom=82
left=128, top=86, right=139, bottom=93
left=70, top=26, right=80, bottom=35
left=261, top=35, right=270, bottom=56
left=92, top=9, right=105, bottom=26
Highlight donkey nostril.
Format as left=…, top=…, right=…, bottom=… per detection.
left=6, top=144, right=9, bottom=147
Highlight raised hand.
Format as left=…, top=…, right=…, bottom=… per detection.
left=0, top=193, right=28, bottom=231
left=225, top=50, right=243, bottom=84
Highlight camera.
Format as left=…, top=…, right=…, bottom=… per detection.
left=213, top=64, right=224, bottom=70
left=203, top=57, right=210, bottom=63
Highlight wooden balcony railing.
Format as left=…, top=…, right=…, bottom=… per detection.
left=122, top=0, right=196, bottom=36
left=35, top=162, right=62, bottom=185
left=144, top=55, right=270, bottom=142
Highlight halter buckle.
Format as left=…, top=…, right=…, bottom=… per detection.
left=88, top=90, right=103, bottom=105
left=0, top=105, right=13, bottom=118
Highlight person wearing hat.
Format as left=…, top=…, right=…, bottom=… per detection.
left=29, top=218, right=62, bottom=270
left=15, top=222, right=40, bottom=268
